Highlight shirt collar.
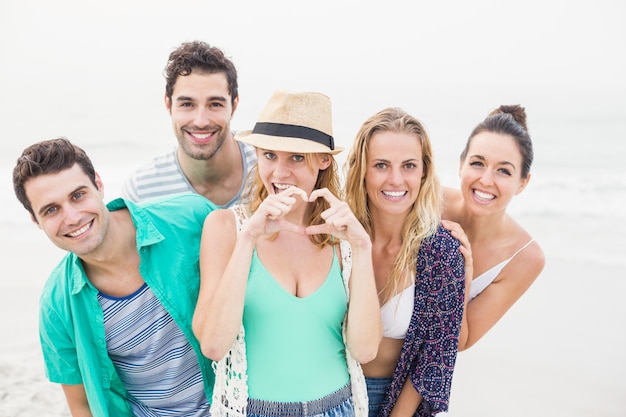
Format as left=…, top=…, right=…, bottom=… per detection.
left=69, top=197, right=164, bottom=294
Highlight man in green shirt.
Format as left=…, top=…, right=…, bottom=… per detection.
left=13, top=137, right=216, bottom=416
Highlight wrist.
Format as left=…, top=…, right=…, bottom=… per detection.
left=237, top=228, right=259, bottom=246
left=350, top=239, right=373, bottom=254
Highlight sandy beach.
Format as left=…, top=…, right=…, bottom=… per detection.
left=2, top=1, right=625, bottom=415
left=0, top=237, right=70, bottom=417
left=1, top=207, right=625, bottom=416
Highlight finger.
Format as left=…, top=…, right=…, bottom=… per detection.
left=441, top=219, right=460, bottom=234
left=262, top=191, right=305, bottom=216
left=442, top=220, right=469, bottom=243
left=458, top=245, right=472, bottom=260
left=320, top=201, right=351, bottom=222
left=279, top=186, right=309, bottom=202
left=305, top=223, right=333, bottom=236
left=321, top=212, right=348, bottom=229
left=279, top=220, right=306, bottom=235
left=258, top=200, right=290, bottom=220
left=309, top=187, right=340, bottom=205
left=262, top=205, right=284, bottom=220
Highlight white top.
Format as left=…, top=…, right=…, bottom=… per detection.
left=380, top=283, right=415, bottom=339
left=469, top=239, right=535, bottom=300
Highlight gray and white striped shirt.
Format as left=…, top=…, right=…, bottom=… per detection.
left=122, top=141, right=256, bottom=208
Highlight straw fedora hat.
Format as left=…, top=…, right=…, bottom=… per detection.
left=235, top=91, right=343, bottom=155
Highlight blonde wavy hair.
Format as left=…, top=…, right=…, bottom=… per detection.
left=247, top=152, right=341, bottom=248
left=344, top=107, right=442, bottom=302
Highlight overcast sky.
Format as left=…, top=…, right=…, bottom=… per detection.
left=2, top=1, right=624, bottom=85
left=1, top=0, right=624, bottom=161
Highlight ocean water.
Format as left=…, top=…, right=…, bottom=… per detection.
left=2, top=84, right=625, bottom=269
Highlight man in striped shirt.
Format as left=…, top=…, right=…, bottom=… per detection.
left=122, top=40, right=256, bottom=207
left=14, top=138, right=217, bottom=416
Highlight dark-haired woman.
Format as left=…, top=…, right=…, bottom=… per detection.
left=443, top=104, right=546, bottom=351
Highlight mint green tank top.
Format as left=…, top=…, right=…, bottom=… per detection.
left=243, top=247, right=349, bottom=402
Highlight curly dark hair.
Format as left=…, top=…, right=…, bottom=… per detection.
left=164, top=41, right=238, bottom=105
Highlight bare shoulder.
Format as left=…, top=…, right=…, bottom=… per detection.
left=508, top=217, right=546, bottom=275
left=519, top=239, right=545, bottom=275
left=499, top=238, right=545, bottom=292
left=200, top=209, right=239, bottom=263
left=202, top=208, right=238, bottom=240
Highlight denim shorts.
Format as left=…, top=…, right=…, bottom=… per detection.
left=247, top=383, right=354, bottom=417
left=365, top=377, right=392, bottom=417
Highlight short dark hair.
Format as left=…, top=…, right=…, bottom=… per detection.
left=164, top=41, right=238, bottom=105
left=13, top=137, right=97, bottom=218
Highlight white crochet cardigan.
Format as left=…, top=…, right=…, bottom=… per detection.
left=210, top=205, right=368, bottom=417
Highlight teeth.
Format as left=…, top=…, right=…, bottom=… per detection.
left=474, top=190, right=495, bottom=200
left=191, top=133, right=210, bottom=139
left=67, top=223, right=90, bottom=237
left=274, top=183, right=293, bottom=190
left=382, top=191, right=406, bottom=197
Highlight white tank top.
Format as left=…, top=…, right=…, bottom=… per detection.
left=469, top=239, right=535, bottom=300
left=380, top=283, right=415, bottom=339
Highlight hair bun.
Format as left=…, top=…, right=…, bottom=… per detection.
left=489, top=104, right=528, bottom=131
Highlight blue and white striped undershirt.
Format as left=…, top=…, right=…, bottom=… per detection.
left=98, top=284, right=210, bottom=416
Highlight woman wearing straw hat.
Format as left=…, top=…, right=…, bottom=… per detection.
left=193, top=91, right=382, bottom=417
left=344, top=108, right=469, bottom=417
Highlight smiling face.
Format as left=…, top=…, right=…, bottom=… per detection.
left=459, top=131, right=529, bottom=214
left=256, top=148, right=331, bottom=197
left=365, top=131, right=424, bottom=219
left=166, top=70, right=238, bottom=161
left=26, top=164, right=110, bottom=257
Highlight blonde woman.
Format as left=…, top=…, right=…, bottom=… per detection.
left=344, top=108, right=468, bottom=417
left=193, top=91, right=381, bottom=417
left=443, top=105, right=545, bottom=350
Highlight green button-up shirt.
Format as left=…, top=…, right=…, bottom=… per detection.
left=39, top=194, right=216, bottom=416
